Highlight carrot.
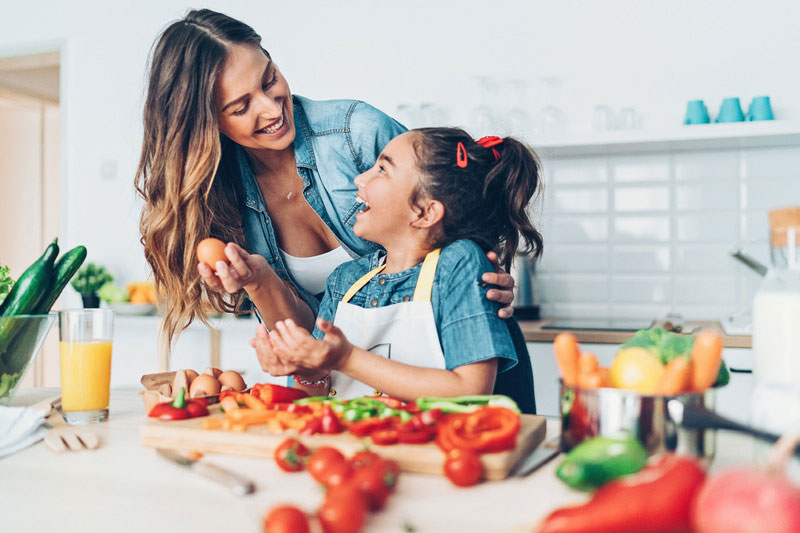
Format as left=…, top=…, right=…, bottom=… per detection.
left=554, top=332, right=580, bottom=387
left=226, top=408, right=275, bottom=425
left=241, top=393, right=268, bottom=411
left=597, top=367, right=610, bottom=387
left=201, top=418, right=223, bottom=430
left=578, top=352, right=599, bottom=375
left=690, top=330, right=723, bottom=391
left=655, top=357, right=691, bottom=395
left=577, top=370, right=603, bottom=390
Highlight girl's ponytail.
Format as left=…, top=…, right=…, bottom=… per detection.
left=412, top=128, right=543, bottom=272
left=482, top=137, right=543, bottom=271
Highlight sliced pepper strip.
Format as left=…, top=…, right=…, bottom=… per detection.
left=416, top=395, right=520, bottom=414
left=436, top=407, right=520, bottom=453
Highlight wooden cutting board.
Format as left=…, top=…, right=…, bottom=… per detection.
left=140, top=411, right=546, bottom=480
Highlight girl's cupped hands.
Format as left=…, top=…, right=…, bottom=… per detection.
left=251, top=318, right=354, bottom=376
left=198, top=242, right=270, bottom=294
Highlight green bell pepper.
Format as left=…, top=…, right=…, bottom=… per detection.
left=556, top=436, right=649, bottom=490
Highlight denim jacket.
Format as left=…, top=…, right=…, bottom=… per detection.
left=238, top=95, right=407, bottom=314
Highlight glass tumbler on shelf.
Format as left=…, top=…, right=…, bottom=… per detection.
left=506, top=79, right=533, bottom=139
left=534, top=77, right=567, bottom=137
left=58, top=309, right=114, bottom=424
left=469, top=75, right=500, bottom=136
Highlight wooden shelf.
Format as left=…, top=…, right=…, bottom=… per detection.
left=530, top=120, right=800, bottom=157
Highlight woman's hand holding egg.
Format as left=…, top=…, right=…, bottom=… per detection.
left=197, top=239, right=270, bottom=295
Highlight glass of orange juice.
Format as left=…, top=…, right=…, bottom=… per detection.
left=58, top=309, right=114, bottom=424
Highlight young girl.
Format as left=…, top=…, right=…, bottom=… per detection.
left=252, top=127, right=542, bottom=404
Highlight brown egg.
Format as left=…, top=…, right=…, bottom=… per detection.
left=217, top=370, right=246, bottom=392
left=189, top=374, right=221, bottom=398
left=196, top=238, right=228, bottom=272
left=185, top=369, right=199, bottom=386
left=203, top=367, right=222, bottom=378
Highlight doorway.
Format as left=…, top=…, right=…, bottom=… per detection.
left=0, top=50, right=61, bottom=387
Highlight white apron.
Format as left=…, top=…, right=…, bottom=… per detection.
left=330, top=249, right=446, bottom=398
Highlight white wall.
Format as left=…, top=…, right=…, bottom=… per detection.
left=1, top=0, right=799, bottom=291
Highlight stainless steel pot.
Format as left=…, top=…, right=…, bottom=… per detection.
left=559, top=382, right=716, bottom=459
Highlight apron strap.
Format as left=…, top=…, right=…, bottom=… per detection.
left=342, top=264, right=386, bottom=303
left=412, top=249, right=441, bottom=302
left=341, top=249, right=441, bottom=304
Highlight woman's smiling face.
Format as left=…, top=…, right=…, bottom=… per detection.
left=215, top=44, right=295, bottom=151
left=353, top=132, right=426, bottom=247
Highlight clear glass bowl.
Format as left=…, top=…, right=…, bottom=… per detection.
left=0, top=313, right=57, bottom=406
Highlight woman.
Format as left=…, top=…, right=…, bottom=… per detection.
left=135, top=9, right=534, bottom=411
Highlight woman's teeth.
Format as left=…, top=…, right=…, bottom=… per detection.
left=257, top=113, right=284, bottom=134
left=356, top=196, right=370, bottom=211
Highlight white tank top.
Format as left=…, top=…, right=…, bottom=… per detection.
left=280, top=246, right=353, bottom=296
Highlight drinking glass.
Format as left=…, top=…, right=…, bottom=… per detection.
left=58, top=309, right=114, bottom=423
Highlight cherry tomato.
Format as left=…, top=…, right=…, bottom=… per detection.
left=196, top=238, right=228, bottom=271
left=443, top=449, right=484, bottom=487
left=263, top=505, right=310, bottom=533
left=318, top=484, right=367, bottom=533
left=349, top=463, right=391, bottom=511
left=306, top=447, right=347, bottom=484
left=349, top=449, right=383, bottom=470
left=274, top=438, right=310, bottom=473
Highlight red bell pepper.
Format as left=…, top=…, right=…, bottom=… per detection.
left=320, top=404, right=343, bottom=434
left=436, top=407, right=520, bottom=453
left=252, top=383, right=308, bottom=404
left=300, top=417, right=323, bottom=436
left=349, top=417, right=395, bottom=438
left=148, top=388, right=209, bottom=420
left=538, top=454, right=706, bottom=533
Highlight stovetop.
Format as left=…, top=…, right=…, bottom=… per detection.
left=541, top=318, right=654, bottom=332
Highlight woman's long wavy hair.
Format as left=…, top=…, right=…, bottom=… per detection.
left=135, top=9, right=266, bottom=346
left=410, top=128, right=544, bottom=272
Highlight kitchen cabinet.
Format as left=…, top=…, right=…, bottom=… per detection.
left=527, top=341, right=753, bottom=422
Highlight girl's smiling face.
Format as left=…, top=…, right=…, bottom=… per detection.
left=215, top=44, right=295, bottom=151
left=353, top=132, right=429, bottom=247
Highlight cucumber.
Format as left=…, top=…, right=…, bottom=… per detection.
left=33, top=245, right=87, bottom=313
left=0, top=238, right=59, bottom=317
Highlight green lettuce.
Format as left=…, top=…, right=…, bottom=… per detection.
left=0, top=264, right=13, bottom=306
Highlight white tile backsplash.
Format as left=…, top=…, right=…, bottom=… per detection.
left=612, top=275, right=671, bottom=303
left=612, top=154, right=670, bottom=182
left=610, top=246, right=670, bottom=273
left=613, top=186, right=670, bottom=212
left=548, top=215, right=609, bottom=243
left=673, top=275, right=737, bottom=305
left=546, top=157, right=608, bottom=184
left=614, top=216, right=671, bottom=242
left=538, top=245, right=609, bottom=273
left=675, top=182, right=740, bottom=211
left=743, top=147, right=800, bottom=181
left=552, top=188, right=608, bottom=212
left=743, top=179, right=800, bottom=210
left=537, top=274, right=610, bottom=303
left=674, top=244, right=738, bottom=273
left=675, top=151, right=739, bottom=181
left=536, top=145, right=800, bottom=320
left=676, top=213, right=740, bottom=243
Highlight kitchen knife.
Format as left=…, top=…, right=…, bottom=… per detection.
left=511, top=437, right=561, bottom=477
left=156, top=448, right=255, bottom=495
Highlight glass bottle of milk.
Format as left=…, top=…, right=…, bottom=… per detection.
left=750, top=207, right=800, bottom=434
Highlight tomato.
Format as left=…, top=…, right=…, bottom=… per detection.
left=349, top=463, right=391, bottom=511
left=196, top=238, right=228, bottom=271
left=370, top=428, right=399, bottom=445
left=318, top=484, right=367, bottom=533
left=274, top=438, right=310, bottom=473
left=306, top=447, right=347, bottom=484
left=377, top=459, right=401, bottom=492
left=349, top=449, right=383, bottom=470
left=263, top=505, right=310, bottom=533
left=443, top=449, right=484, bottom=487
left=320, top=459, right=353, bottom=488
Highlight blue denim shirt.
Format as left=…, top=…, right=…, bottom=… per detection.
left=312, top=240, right=518, bottom=374
left=238, top=95, right=407, bottom=314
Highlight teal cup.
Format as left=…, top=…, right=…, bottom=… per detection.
left=747, top=96, right=775, bottom=121
left=684, top=100, right=710, bottom=125
left=716, top=97, right=745, bottom=123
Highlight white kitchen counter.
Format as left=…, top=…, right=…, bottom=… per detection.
left=2, top=388, right=787, bottom=533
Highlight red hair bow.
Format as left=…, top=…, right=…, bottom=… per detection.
left=477, top=136, right=503, bottom=161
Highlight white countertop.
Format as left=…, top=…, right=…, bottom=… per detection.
left=1, top=388, right=784, bottom=533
